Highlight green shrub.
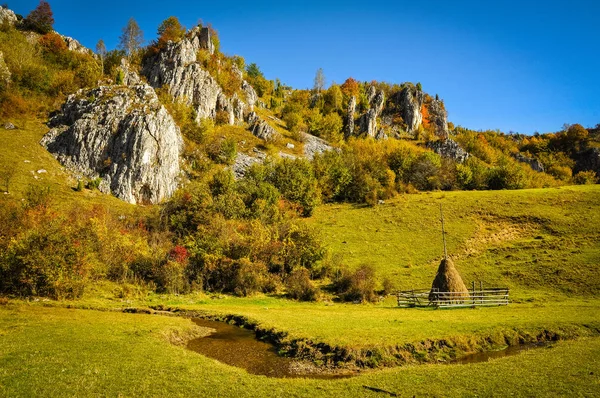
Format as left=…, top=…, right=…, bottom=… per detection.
left=286, top=268, right=319, bottom=301
left=573, top=170, right=598, bottom=185
left=333, top=264, right=378, bottom=303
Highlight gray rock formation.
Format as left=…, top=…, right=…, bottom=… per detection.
left=513, top=153, right=544, bottom=172
left=345, top=96, right=356, bottom=138
left=428, top=98, right=449, bottom=139
left=58, top=34, right=93, bottom=55
left=247, top=112, right=279, bottom=142
left=41, top=82, right=183, bottom=205
left=142, top=26, right=255, bottom=127
left=199, top=27, right=215, bottom=55
left=358, top=89, right=385, bottom=137
left=302, top=133, right=333, bottom=160
left=0, top=51, right=10, bottom=88
left=118, top=59, right=142, bottom=86
left=0, top=7, right=17, bottom=25
left=375, top=129, right=388, bottom=140
left=242, top=81, right=258, bottom=111
left=231, top=150, right=266, bottom=179
left=427, top=139, right=469, bottom=163
left=397, top=86, right=424, bottom=134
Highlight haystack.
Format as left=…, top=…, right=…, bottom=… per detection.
left=428, top=258, right=469, bottom=302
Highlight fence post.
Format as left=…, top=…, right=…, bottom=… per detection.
left=472, top=281, right=475, bottom=306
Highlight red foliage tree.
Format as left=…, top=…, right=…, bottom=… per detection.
left=24, top=1, right=54, bottom=34
left=340, top=77, right=360, bottom=98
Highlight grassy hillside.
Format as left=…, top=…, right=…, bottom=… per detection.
left=311, top=185, right=600, bottom=298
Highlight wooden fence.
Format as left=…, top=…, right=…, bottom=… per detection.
left=397, top=286, right=509, bottom=308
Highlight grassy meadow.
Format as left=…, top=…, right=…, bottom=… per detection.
left=0, top=304, right=599, bottom=397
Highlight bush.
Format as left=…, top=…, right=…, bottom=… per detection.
left=333, top=264, right=378, bottom=303
left=573, top=170, right=598, bottom=185
left=286, top=268, right=319, bottom=301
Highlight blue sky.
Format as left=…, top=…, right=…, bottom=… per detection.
left=11, top=0, right=600, bottom=134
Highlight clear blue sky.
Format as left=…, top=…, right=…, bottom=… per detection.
left=11, top=0, right=600, bottom=134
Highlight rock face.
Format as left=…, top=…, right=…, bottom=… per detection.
left=302, top=133, right=333, bottom=160
left=142, top=26, right=254, bottom=126
left=0, top=7, right=17, bottom=26
left=41, top=79, right=183, bottom=204
left=427, top=139, right=469, bottom=163
left=575, top=148, right=600, bottom=177
left=357, top=88, right=385, bottom=137
left=58, top=34, right=93, bottom=55
left=345, top=96, right=356, bottom=138
left=247, top=112, right=279, bottom=142
left=396, top=86, right=424, bottom=134
left=513, top=153, right=544, bottom=172
left=428, top=98, right=449, bottom=139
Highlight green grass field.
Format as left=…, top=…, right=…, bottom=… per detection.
left=1, top=305, right=599, bottom=397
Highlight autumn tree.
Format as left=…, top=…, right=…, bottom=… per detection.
left=118, top=18, right=144, bottom=58
left=340, top=77, right=360, bottom=98
left=23, top=0, right=54, bottom=34
left=95, top=39, right=107, bottom=74
left=313, top=68, right=325, bottom=93
left=157, top=16, right=185, bottom=47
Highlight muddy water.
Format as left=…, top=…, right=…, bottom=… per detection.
left=187, top=318, right=549, bottom=377
left=453, top=343, right=549, bottom=365
left=187, top=318, right=352, bottom=379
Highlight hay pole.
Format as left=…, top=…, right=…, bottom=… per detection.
left=439, top=203, right=448, bottom=260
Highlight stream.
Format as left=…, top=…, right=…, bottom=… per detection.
left=187, top=318, right=549, bottom=378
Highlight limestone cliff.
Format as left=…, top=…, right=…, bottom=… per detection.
left=142, top=26, right=257, bottom=126
left=41, top=77, right=183, bottom=204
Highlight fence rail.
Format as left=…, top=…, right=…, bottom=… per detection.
left=397, top=286, right=509, bottom=308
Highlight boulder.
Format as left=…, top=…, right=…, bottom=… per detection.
left=0, top=7, right=17, bottom=26
left=247, top=112, right=279, bottom=142
left=41, top=83, right=183, bottom=205
left=513, top=153, right=544, bottom=172
left=427, top=139, right=469, bottom=163
left=302, top=133, right=333, bottom=160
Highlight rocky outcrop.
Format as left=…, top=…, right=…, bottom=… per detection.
left=142, top=26, right=255, bottom=127
left=58, top=34, right=93, bottom=55
left=0, top=51, right=10, bottom=88
left=396, top=86, right=424, bottom=134
left=242, top=81, right=258, bottom=111
left=199, top=27, right=215, bottom=55
left=428, top=98, right=449, bottom=139
left=41, top=80, right=183, bottom=205
left=345, top=96, right=356, bottom=138
left=303, top=133, right=333, bottom=159
left=247, top=112, right=279, bottom=142
left=513, top=153, right=544, bottom=172
left=231, top=150, right=266, bottom=178
left=574, top=148, right=600, bottom=177
left=358, top=88, right=385, bottom=137
left=0, top=7, right=17, bottom=26
left=118, top=59, right=142, bottom=86
left=427, top=139, right=469, bottom=163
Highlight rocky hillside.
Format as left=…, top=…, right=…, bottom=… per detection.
left=41, top=62, right=182, bottom=204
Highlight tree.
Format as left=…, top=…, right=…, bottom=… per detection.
left=118, top=18, right=144, bottom=58
left=246, top=63, right=263, bottom=79
left=313, top=68, right=325, bottom=93
left=340, top=77, right=359, bottom=98
left=23, top=1, right=54, bottom=34
left=157, top=16, right=185, bottom=47
left=95, top=39, right=107, bottom=74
